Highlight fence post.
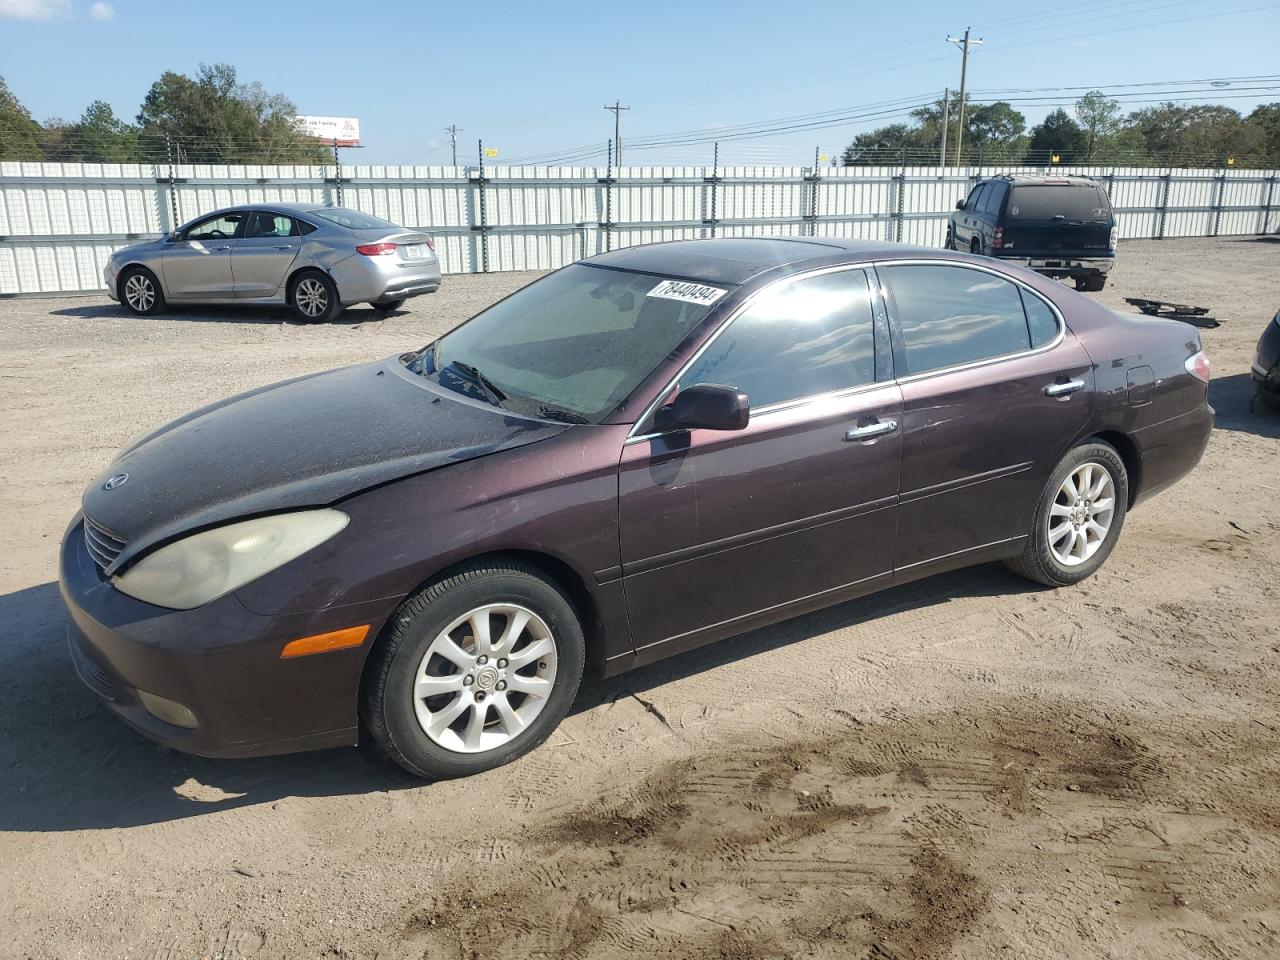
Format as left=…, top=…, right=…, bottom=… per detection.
left=1212, top=161, right=1226, bottom=237
left=1157, top=167, right=1173, bottom=240
left=705, top=141, right=719, bottom=239
left=1263, top=171, right=1278, bottom=235
left=475, top=139, right=489, bottom=273
left=896, top=147, right=907, bottom=243
left=163, top=135, right=180, bottom=230
left=804, top=146, right=821, bottom=237
left=601, top=140, right=613, bottom=252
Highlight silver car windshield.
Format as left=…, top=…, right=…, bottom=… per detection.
left=430, top=264, right=726, bottom=422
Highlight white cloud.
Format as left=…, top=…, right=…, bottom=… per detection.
left=0, top=0, right=72, bottom=19
left=88, top=0, right=113, bottom=18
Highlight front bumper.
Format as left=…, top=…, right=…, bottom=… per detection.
left=1251, top=316, right=1280, bottom=397
left=328, top=252, right=442, bottom=306
left=59, top=518, right=396, bottom=758
left=1003, top=255, right=1115, bottom=277
left=103, top=262, right=120, bottom=301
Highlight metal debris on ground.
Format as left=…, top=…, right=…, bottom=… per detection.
left=1124, top=297, right=1222, bottom=328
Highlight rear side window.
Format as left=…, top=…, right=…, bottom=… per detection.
left=880, top=264, right=1031, bottom=375
left=680, top=269, right=876, bottom=409
left=1020, top=289, right=1060, bottom=347
left=1008, top=185, right=1109, bottom=220
left=982, top=182, right=1007, bottom=216
left=244, top=212, right=298, bottom=238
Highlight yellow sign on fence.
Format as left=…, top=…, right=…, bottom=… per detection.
left=484, top=147, right=499, bottom=158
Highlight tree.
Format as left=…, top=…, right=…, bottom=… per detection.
left=136, top=63, right=326, bottom=164
left=841, top=96, right=1026, bottom=164
left=1075, top=90, right=1123, bottom=161
left=1026, top=109, right=1087, bottom=163
left=1248, top=103, right=1280, bottom=161
left=45, top=100, right=140, bottom=162
left=0, top=76, right=43, bottom=161
left=841, top=123, right=929, bottom=164
left=966, top=101, right=1027, bottom=161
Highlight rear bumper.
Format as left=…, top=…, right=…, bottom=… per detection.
left=1131, top=403, right=1214, bottom=507
left=58, top=517, right=396, bottom=758
left=328, top=252, right=442, bottom=306
left=1003, top=255, right=1115, bottom=277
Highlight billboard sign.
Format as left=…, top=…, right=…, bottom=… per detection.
left=296, top=116, right=361, bottom=147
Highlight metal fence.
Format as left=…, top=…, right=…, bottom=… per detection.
left=1, top=159, right=1277, bottom=296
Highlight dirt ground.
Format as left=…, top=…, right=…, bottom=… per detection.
left=1, top=236, right=1278, bottom=960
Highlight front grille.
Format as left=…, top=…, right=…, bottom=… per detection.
left=83, top=515, right=126, bottom=572
left=68, top=632, right=116, bottom=701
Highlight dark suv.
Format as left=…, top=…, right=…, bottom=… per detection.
left=947, top=175, right=1117, bottom=291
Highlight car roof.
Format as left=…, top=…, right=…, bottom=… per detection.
left=186, top=202, right=338, bottom=223
left=581, top=237, right=941, bottom=286
left=990, top=174, right=1101, bottom=187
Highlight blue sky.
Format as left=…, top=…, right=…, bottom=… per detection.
left=2, top=0, right=1278, bottom=165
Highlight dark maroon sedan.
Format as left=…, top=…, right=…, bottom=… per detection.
left=61, top=238, right=1213, bottom=779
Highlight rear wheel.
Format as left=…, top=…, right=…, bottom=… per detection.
left=1006, top=441, right=1128, bottom=587
left=361, top=560, right=586, bottom=780
left=119, top=267, right=166, bottom=316
left=289, top=270, right=341, bottom=323
left=1075, top=274, right=1107, bottom=292
left=970, top=236, right=983, bottom=256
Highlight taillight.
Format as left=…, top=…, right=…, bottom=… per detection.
left=356, top=242, right=397, bottom=256
left=993, top=226, right=1004, bottom=250
left=1184, top=349, right=1210, bottom=383
left=1109, top=226, right=1118, bottom=251
left=426, top=238, right=436, bottom=252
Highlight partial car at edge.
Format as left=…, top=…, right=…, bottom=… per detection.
left=103, top=204, right=441, bottom=322
left=63, top=237, right=1213, bottom=779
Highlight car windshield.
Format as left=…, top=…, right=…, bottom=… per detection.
left=1008, top=185, right=1109, bottom=221
left=426, top=264, right=727, bottom=421
left=306, top=207, right=399, bottom=230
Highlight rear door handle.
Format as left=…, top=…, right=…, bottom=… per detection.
left=845, top=419, right=898, bottom=441
left=273, top=244, right=294, bottom=250
left=1044, top=379, right=1086, bottom=397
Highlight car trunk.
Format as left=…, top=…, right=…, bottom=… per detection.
left=1001, top=184, right=1112, bottom=257
left=353, top=227, right=435, bottom=263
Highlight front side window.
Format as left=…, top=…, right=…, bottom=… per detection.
left=429, top=264, right=723, bottom=421
left=964, top=184, right=984, bottom=209
left=184, top=212, right=244, bottom=241
left=880, top=264, right=1032, bottom=375
left=678, top=269, right=876, bottom=410
left=245, top=212, right=297, bottom=238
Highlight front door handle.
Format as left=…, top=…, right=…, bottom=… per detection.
left=213, top=245, right=231, bottom=251
left=845, top=419, right=898, bottom=441
left=1044, top=379, right=1086, bottom=397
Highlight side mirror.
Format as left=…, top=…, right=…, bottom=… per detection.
left=657, top=383, right=750, bottom=433
left=955, top=199, right=966, bottom=210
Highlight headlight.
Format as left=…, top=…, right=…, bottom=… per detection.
left=113, top=509, right=349, bottom=610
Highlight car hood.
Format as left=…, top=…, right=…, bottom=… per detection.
left=81, top=357, right=568, bottom=572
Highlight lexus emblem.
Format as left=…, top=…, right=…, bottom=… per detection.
left=103, top=473, right=129, bottom=491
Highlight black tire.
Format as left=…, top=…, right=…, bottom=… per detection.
left=970, top=236, right=983, bottom=256
left=1075, top=274, right=1107, bottom=292
left=1005, top=440, right=1129, bottom=587
left=374, top=298, right=406, bottom=313
left=944, top=228, right=954, bottom=250
left=361, top=560, right=586, bottom=780
left=118, top=266, right=166, bottom=316
left=288, top=270, right=341, bottom=323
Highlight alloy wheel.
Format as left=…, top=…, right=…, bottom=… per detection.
left=124, top=274, right=155, bottom=311
left=295, top=277, right=329, bottom=318
left=412, top=603, right=558, bottom=754
left=1047, top=461, right=1116, bottom=566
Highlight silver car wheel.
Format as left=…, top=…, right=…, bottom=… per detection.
left=412, top=603, right=558, bottom=754
left=295, top=277, right=329, bottom=318
left=1047, top=461, right=1116, bottom=566
left=124, top=273, right=155, bottom=311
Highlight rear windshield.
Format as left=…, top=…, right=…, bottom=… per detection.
left=1008, top=185, right=1110, bottom=220
left=305, top=207, right=399, bottom=230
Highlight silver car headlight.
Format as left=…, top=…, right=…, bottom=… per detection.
left=113, top=509, right=349, bottom=610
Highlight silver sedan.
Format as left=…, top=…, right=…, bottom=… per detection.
left=104, top=204, right=442, bottom=322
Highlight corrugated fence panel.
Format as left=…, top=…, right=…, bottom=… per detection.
left=2, top=161, right=1277, bottom=294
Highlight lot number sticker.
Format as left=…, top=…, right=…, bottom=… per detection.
left=648, top=279, right=727, bottom=306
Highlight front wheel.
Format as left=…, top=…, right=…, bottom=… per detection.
left=361, top=560, right=586, bottom=780
left=119, top=267, right=166, bottom=316
left=1005, top=441, right=1128, bottom=587
left=289, top=270, right=341, bottom=323
left=944, top=228, right=954, bottom=250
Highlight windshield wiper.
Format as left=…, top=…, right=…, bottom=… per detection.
left=446, top=361, right=507, bottom=405
left=536, top=405, right=590, bottom=424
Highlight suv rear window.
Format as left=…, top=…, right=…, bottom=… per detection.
left=1008, top=185, right=1109, bottom=220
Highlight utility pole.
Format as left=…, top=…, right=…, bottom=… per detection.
left=947, top=28, right=983, bottom=165
left=446, top=124, right=462, bottom=166
left=604, top=100, right=630, bottom=169
left=939, top=87, right=950, bottom=169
